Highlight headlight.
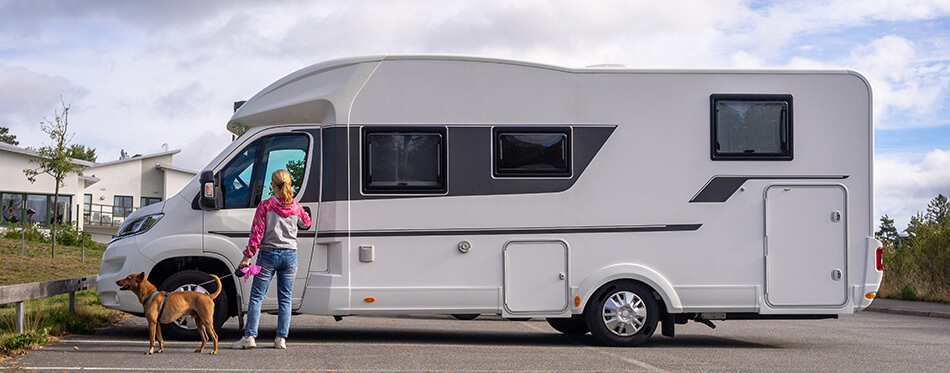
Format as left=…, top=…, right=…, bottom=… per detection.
left=113, top=213, right=164, bottom=241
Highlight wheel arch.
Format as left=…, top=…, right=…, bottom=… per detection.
left=148, top=255, right=241, bottom=318
left=575, top=264, right=682, bottom=314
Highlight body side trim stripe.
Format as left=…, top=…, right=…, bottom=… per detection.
left=209, top=223, right=701, bottom=239
left=690, top=175, right=849, bottom=203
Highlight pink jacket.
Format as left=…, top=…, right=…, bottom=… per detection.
left=243, top=196, right=312, bottom=259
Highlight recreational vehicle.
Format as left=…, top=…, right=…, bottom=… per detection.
left=97, top=55, right=883, bottom=346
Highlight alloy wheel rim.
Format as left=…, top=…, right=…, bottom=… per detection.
left=601, top=290, right=647, bottom=337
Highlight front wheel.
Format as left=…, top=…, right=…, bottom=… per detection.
left=584, top=281, right=659, bottom=347
left=158, top=270, right=229, bottom=340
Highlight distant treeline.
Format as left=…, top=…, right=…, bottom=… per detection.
left=876, top=194, right=950, bottom=303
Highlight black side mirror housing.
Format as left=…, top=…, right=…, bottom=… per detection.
left=198, top=170, right=223, bottom=211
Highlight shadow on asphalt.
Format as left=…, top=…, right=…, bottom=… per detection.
left=92, top=315, right=779, bottom=350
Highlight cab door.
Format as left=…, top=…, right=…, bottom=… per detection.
left=203, top=129, right=319, bottom=310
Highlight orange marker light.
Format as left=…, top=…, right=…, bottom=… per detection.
left=574, top=296, right=581, bottom=307
left=364, top=297, right=376, bottom=303
left=865, top=293, right=876, bottom=300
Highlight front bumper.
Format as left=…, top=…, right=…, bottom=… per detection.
left=96, top=236, right=155, bottom=314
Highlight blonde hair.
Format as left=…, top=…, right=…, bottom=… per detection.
left=271, top=169, right=294, bottom=204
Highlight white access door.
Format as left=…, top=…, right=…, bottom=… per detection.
left=765, top=185, right=848, bottom=307
left=503, top=241, right=569, bottom=314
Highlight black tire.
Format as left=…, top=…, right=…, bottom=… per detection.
left=157, top=270, right=229, bottom=340
left=451, top=314, right=480, bottom=320
left=546, top=314, right=590, bottom=335
left=584, top=281, right=659, bottom=347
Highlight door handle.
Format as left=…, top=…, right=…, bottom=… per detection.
left=302, top=206, right=313, bottom=230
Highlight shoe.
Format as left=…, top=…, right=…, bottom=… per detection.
left=232, top=335, right=256, bottom=349
left=274, top=336, right=286, bottom=349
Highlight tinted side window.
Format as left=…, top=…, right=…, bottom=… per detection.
left=220, top=138, right=260, bottom=209
left=220, top=135, right=311, bottom=209
left=362, top=128, right=446, bottom=194
left=494, top=128, right=571, bottom=177
left=253, top=135, right=309, bottom=206
left=711, top=94, right=792, bottom=160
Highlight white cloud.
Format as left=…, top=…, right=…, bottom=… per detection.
left=847, top=36, right=950, bottom=127
left=0, top=65, right=88, bottom=146
left=875, top=149, right=950, bottom=229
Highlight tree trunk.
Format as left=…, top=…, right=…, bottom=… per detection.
left=51, top=183, right=58, bottom=258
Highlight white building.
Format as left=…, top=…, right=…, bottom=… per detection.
left=0, top=143, right=196, bottom=231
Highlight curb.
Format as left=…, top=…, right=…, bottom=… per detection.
left=865, top=306, right=950, bottom=320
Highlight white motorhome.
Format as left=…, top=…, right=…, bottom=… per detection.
left=97, top=55, right=883, bottom=346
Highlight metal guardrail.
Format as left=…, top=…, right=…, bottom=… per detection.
left=0, top=275, right=98, bottom=334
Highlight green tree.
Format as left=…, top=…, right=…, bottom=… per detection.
left=926, top=194, right=949, bottom=224
left=0, top=126, right=18, bottom=145
left=67, top=144, right=97, bottom=163
left=876, top=214, right=898, bottom=248
left=23, top=101, right=85, bottom=258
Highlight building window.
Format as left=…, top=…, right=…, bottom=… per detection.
left=141, top=197, right=162, bottom=207
left=114, top=195, right=133, bottom=219
left=2, top=193, right=24, bottom=224
left=711, top=94, right=792, bottom=160
left=493, top=127, right=571, bottom=177
left=362, top=127, right=447, bottom=194
left=3, top=193, right=70, bottom=226
left=26, top=194, right=48, bottom=225
left=84, top=194, right=92, bottom=224
left=52, top=195, right=71, bottom=226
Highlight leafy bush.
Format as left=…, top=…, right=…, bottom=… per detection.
left=53, top=225, right=94, bottom=248
left=0, top=224, right=48, bottom=243
left=878, top=194, right=950, bottom=303
left=899, top=284, right=917, bottom=301
left=48, top=309, right=94, bottom=334
left=0, top=327, right=50, bottom=354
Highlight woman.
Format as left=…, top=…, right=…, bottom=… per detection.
left=233, top=169, right=311, bottom=349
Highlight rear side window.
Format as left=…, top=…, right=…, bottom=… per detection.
left=494, top=128, right=571, bottom=177
left=711, top=94, right=792, bottom=160
left=362, top=127, right=447, bottom=194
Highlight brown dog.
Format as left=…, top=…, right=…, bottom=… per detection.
left=116, top=272, right=220, bottom=355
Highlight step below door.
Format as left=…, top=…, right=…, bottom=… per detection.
left=765, top=185, right=848, bottom=307
left=504, top=241, right=569, bottom=314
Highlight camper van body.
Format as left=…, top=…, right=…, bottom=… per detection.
left=97, top=55, right=883, bottom=346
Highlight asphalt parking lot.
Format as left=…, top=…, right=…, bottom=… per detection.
left=3, top=309, right=949, bottom=372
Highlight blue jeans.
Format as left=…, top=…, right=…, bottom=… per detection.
left=244, top=249, right=297, bottom=338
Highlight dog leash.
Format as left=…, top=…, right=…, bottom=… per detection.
left=193, top=265, right=262, bottom=287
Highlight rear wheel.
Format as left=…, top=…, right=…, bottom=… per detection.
left=158, top=270, right=229, bottom=340
left=546, top=314, right=589, bottom=335
left=584, top=281, right=658, bottom=347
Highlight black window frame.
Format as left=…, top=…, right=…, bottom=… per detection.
left=710, top=94, right=793, bottom=161
left=493, top=127, right=572, bottom=177
left=113, top=195, right=133, bottom=219
left=361, top=126, right=447, bottom=194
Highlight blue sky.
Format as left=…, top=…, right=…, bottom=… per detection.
left=1, top=0, right=949, bottom=229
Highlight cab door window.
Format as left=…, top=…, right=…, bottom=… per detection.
left=252, top=135, right=309, bottom=206
left=219, top=134, right=309, bottom=209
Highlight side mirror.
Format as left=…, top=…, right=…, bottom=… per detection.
left=198, top=170, right=223, bottom=211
